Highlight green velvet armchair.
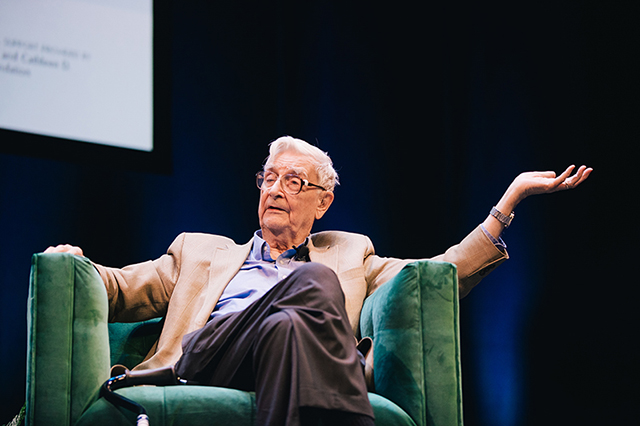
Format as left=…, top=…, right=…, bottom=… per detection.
left=26, top=253, right=464, bottom=426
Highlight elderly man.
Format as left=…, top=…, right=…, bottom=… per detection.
left=46, top=136, right=592, bottom=426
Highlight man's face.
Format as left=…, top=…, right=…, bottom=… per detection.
left=258, top=151, right=333, bottom=245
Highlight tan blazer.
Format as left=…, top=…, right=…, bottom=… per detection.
left=95, top=226, right=507, bottom=370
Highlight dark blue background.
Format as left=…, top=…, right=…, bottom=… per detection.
left=1, top=1, right=636, bottom=424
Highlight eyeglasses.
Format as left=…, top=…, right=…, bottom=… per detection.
left=256, top=171, right=326, bottom=195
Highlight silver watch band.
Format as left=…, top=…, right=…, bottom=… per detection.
left=490, top=206, right=515, bottom=228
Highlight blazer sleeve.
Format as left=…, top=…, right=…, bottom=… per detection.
left=93, top=233, right=186, bottom=322
left=364, top=225, right=508, bottom=298
left=430, top=225, right=508, bottom=297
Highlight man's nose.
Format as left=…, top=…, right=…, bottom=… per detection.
left=267, top=177, right=285, bottom=196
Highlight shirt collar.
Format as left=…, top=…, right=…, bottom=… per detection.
left=252, top=230, right=310, bottom=262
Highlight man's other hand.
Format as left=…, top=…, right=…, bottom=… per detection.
left=44, top=244, right=84, bottom=257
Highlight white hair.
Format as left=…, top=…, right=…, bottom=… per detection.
left=265, top=136, right=339, bottom=192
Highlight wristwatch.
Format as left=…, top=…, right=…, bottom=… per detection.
left=490, top=206, right=515, bottom=228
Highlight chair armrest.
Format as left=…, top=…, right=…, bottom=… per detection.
left=27, top=253, right=112, bottom=426
left=359, top=260, right=463, bottom=426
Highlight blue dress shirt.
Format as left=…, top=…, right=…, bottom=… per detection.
left=210, top=230, right=308, bottom=320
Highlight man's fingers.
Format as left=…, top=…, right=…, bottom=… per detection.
left=44, top=244, right=84, bottom=256
left=561, top=165, right=593, bottom=190
left=558, top=165, right=576, bottom=182
left=44, top=245, right=68, bottom=253
left=547, top=166, right=572, bottom=191
left=574, top=167, right=593, bottom=186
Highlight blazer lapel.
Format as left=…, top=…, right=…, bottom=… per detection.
left=308, top=235, right=338, bottom=272
left=194, top=238, right=253, bottom=321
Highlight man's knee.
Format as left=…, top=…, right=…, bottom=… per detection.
left=290, top=263, right=344, bottom=303
left=294, top=262, right=336, bottom=279
left=292, top=263, right=341, bottom=290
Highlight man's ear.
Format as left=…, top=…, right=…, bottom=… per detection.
left=315, top=191, right=334, bottom=219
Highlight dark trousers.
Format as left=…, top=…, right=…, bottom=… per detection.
left=174, top=263, right=374, bottom=426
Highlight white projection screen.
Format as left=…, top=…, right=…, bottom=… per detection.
left=0, top=0, right=171, bottom=172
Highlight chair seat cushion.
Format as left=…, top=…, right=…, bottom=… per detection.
left=75, top=386, right=415, bottom=426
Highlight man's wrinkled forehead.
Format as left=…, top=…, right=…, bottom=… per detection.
left=264, top=153, right=315, bottom=177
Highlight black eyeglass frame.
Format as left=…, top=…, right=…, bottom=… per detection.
left=256, top=171, right=326, bottom=195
